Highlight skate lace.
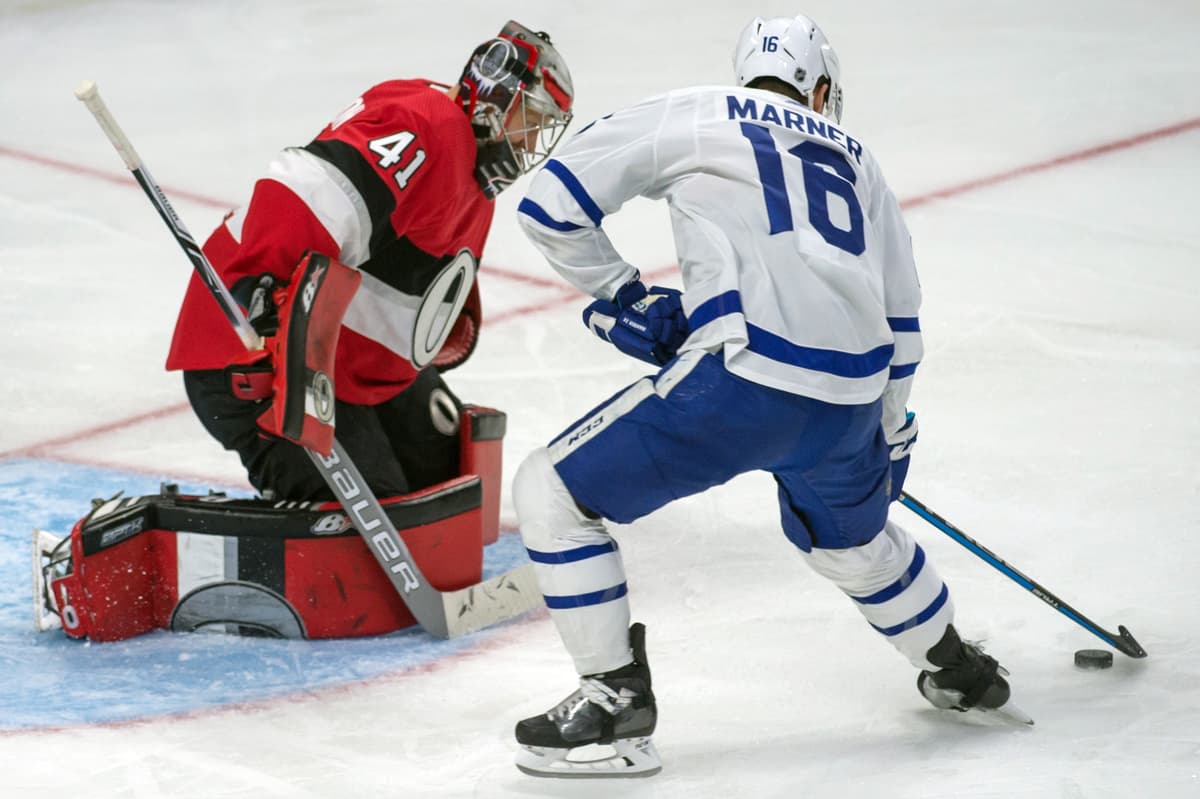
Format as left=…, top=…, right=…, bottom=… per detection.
left=964, top=640, right=1011, bottom=678
left=549, top=677, right=632, bottom=721
left=579, top=677, right=633, bottom=714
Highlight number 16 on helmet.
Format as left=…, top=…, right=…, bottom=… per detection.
left=733, top=15, right=844, bottom=124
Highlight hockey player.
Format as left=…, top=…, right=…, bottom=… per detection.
left=166, top=21, right=574, bottom=501
left=510, top=14, right=1025, bottom=778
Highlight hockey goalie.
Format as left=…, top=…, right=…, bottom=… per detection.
left=41, top=19, right=577, bottom=642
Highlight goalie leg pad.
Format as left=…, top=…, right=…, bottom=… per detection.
left=461, top=404, right=505, bottom=544
left=39, top=479, right=486, bottom=642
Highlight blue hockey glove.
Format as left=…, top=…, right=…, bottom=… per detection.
left=582, top=280, right=689, bottom=366
left=886, top=411, right=918, bottom=501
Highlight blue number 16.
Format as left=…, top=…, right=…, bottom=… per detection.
left=739, top=122, right=865, bottom=255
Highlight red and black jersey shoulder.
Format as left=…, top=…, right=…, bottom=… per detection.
left=304, top=79, right=492, bottom=259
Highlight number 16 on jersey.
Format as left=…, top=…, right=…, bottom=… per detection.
left=740, top=122, right=865, bottom=255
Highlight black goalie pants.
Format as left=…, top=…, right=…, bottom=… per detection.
left=183, top=367, right=463, bottom=502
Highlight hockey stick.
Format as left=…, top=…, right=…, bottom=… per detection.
left=898, top=492, right=1147, bottom=659
left=74, top=80, right=541, bottom=638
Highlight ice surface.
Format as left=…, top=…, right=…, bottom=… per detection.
left=1, top=1, right=1197, bottom=796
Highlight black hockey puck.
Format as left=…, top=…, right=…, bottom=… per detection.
left=1074, top=649, right=1114, bottom=670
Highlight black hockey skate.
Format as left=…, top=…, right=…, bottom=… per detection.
left=515, top=623, right=661, bottom=778
left=917, top=624, right=1032, bottom=725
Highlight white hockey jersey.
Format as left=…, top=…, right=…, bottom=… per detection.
left=518, top=85, right=922, bottom=431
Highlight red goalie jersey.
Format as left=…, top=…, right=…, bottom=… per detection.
left=166, top=79, right=493, bottom=404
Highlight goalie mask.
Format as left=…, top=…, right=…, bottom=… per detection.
left=733, top=15, right=844, bottom=124
left=458, top=20, right=574, bottom=198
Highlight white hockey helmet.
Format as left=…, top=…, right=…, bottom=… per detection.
left=733, top=15, right=843, bottom=123
left=458, top=21, right=574, bottom=198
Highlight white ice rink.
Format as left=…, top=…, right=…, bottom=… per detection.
left=2, top=0, right=1198, bottom=796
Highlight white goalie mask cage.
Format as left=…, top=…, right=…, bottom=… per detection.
left=733, top=15, right=844, bottom=124
left=458, top=20, right=574, bottom=197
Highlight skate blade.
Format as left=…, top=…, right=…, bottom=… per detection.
left=982, top=699, right=1034, bottom=726
left=920, top=683, right=1034, bottom=726
left=939, top=699, right=1035, bottom=727
left=515, top=736, right=661, bottom=778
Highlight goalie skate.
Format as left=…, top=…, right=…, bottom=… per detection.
left=515, top=623, right=661, bottom=778
left=32, top=529, right=68, bottom=632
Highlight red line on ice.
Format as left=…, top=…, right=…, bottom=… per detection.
left=0, top=402, right=193, bottom=461
left=900, top=116, right=1200, bottom=210
left=0, top=144, right=232, bottom=209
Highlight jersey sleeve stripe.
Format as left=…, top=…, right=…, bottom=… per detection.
left=886, top=316, right=920, bottom=332
left=517, top=197, right=585, bottom=231
left=266, top=148, right=373, bottom=266
left=303, top=139, right=398, bottom=255
left=888, top=363, right=918, bottom=380
left=543, top=158, right=605, bottom=226
left=342, top=271, right=421, bottom=358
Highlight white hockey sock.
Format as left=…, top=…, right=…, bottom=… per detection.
left=513, top=448, right=633, bottom=675
left=802, top=520, right=954, bottom=670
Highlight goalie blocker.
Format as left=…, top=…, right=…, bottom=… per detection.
left=225, top=250, right=362, bottom=456
left=34, top=405, right=506, bottom=641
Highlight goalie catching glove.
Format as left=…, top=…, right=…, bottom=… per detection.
left=582, top=279, right=689, bottom=366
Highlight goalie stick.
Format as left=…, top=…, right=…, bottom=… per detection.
left=898, top=492, right=1147, bottom=659
left=74, top=80, right=541, bottom=638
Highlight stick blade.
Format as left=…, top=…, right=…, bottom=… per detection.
left=442, top=564, right=543, bottom=637
left=1112, top=625, right=1148, bottom=659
